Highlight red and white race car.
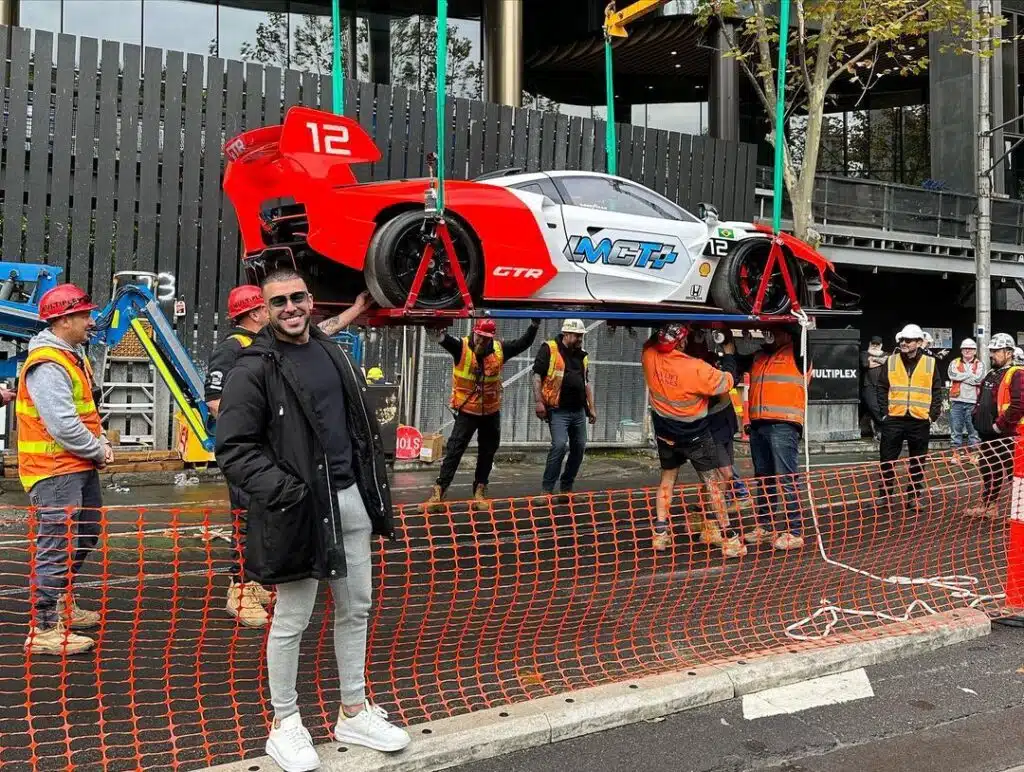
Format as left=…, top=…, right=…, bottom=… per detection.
left=223, top=106, right=852, bottom=316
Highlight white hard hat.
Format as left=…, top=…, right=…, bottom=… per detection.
left=561, top=318, right=586, bottom=335
left=1015, top=347, right=1024, bottom=365
left=960, top=338, right=977, bottom=349
left=922, top=332, right=933, bottom=345
left=896, top=323, right=925, bottom=342
left=990, top=332, right=1016, bottom=350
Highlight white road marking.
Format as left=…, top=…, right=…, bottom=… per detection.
left=741, top=668, right=874, bottom=720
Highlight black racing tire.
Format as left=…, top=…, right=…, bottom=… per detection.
left=364, top=210, right=482, bottom=309
left=708, top=237, right=807, bottom=316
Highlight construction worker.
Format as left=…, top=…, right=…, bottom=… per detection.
left=642, top=323, right=746, bottom=559
left=948, top=338, right=984, bottom=462
left=205, top=285, right=373, bottom=628
left=423, top=318, right=540, bottom=512
left=366, top=367, right=384, bottom=384
left=533, top=318, right=596, bottom=496
left=19, top=283, right=113, bottom=656
left=876, top=323, right=943, bottom=509
left=722, top=325, right=809, bottom=551
left=969, top=333, right=1024, bottom=517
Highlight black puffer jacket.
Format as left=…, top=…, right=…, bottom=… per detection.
left=214, top=325, right=394, bottom=584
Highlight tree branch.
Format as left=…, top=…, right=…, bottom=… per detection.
left=717, top=14, right=773, bottom=115
left=794, top=0, right=813, bottom=93
left=825, top=5, right=924, bottom=89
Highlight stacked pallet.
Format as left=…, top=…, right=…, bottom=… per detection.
left=1, top=448, right=184, bottom=477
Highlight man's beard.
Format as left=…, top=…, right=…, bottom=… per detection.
left=271, top=314, right=310, bottom=341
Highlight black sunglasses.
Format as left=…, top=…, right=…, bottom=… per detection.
left=267, top=291, right=310, bottom=309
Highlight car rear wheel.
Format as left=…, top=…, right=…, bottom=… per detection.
left=364, top=210, right=482, bottom=309
left=708, top=238, right=806, bottom=316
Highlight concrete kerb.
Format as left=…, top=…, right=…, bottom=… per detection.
left=202, top=608, right=990, bottom=772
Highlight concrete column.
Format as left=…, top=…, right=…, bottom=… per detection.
left=709, top=24, right=739, bottom=141
left=0, top=0, right=19, bottom=26
left=482, top=0, right=523, bottom=106
left=366, top=13, right=391, bottom=85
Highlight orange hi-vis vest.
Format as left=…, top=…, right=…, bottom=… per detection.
left=997, top=366, right=1024, bottom=429
left=540, top=339, right=589, bottom=408
left=642, top=343, right=733, bottom=422
left=16, top=346, right=103, bottom=492
left=450, top=337, right=505, bottom=416
left=887, top=353, right=934, bottom=420
left=748, top=343, right=809, bottom=425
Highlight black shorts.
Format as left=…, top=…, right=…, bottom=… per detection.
left=655, top=429, right=721, bottom=473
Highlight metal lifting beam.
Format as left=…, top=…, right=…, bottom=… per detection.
left=604, top=0, right=671, bottom=38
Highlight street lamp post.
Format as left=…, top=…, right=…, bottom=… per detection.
left=976, top=0, right=993, bottom=355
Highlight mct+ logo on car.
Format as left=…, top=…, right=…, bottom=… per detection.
left=563, top=235, right=678, bottom=270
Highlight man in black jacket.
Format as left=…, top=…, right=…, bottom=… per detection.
left=215, top=269, right=409, bottom=771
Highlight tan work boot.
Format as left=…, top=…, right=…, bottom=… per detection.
left=422, top=484, right=446, bottom=514
left=699, top=520, right=725, bottom=546
left=25, top=620, right=94, bottom=656
left=653, top=524, right=671, bottom=551
left=226, top=581, right=269, bottom=628
left=62, top=593, right=100, bottom=630
left=743, top=525, right=774, bottom=545
left=251, top=584, right=273, bottom=606
left=720, top=535, right=748, bottom=559
left=471, top=483, right=490, bottom=511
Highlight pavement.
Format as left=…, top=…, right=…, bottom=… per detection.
left=449, top=622, right=1024, bottom=772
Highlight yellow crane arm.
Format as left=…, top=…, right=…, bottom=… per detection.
left=603, top=0, right=671, bottom=38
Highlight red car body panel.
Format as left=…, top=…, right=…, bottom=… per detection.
left=222, top=106, right=557, bottom=301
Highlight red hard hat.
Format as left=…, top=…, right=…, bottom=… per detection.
left=227, top=285, right=265, bottom=319
left=655, top=323, right=689, bottom=353
left=39, top=283, right=98, bottom=322
left=473, top=319, right=497, bottom=338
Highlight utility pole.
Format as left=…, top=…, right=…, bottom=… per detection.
left=976, top=0, right=993, bottom=356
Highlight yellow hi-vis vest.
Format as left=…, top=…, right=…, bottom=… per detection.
left=450, top=338, right=504, bottom=415
left=16, top=346, right=103, bottom=491
left=540, top=339, right=589, bottom=408
left=887, top=354, right=934, bottom=420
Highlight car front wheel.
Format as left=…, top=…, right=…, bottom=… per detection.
left=708, top=238, right=806, bottom=316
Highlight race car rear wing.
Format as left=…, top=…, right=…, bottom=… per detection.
left=222, top=106, right=382, bottom=256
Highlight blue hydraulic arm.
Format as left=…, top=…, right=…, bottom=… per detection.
left=90, top=285, right=214, bottom=452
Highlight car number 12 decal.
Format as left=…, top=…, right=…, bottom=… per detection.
left=705, top=238, right=729, bottom=257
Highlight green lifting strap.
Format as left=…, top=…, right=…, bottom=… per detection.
left=332, top=0, right=343, bottom=113
left=436, top=0, right=449, bottom=210
left=604, top=34, right=616, bottom=176
left=772, top=1, right=791, bottom=234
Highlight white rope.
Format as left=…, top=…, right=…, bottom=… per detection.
left=784, top=308, right=1002, bottom=641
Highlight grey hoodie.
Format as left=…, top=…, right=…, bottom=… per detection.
left=23, top=328, right=106, bottom=466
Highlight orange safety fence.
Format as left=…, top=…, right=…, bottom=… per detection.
left=0, top=438, right=1018, bottom=771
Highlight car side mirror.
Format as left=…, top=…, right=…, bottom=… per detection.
left=698, top=202, right=719, bottom=226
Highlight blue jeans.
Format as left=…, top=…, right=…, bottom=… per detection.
left=542, top=408, right=588, bottom=492
left=949, top=401, right=979, bottom=448
left=749, top=423, right=802, bottom=534
left=29, top=470, right=103, bottom=629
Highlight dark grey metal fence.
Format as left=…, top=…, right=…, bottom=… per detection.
left=1, top=24, right=759, bottom=363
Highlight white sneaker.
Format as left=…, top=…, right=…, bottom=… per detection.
left=334, top=700, right=411, bottom=752
left=266, top=712, right=320, bottom=772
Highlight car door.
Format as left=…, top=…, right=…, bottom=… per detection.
left=554, top=175, right=708, bottom=303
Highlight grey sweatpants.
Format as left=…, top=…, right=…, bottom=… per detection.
left=267, top=483, right=373, bottom=720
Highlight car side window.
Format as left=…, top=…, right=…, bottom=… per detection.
left=560, top=176, right=681, bottom=220
left=510, top=178, right=563, bottom=202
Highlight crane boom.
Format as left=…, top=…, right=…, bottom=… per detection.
left=604, top=0, right=671, bottom=38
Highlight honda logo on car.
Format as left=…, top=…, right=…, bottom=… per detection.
left=493, top=266, right=545, bottom=279
left=564, top=236, right=677, bottom=269
left=813, top=368, right=857, bottom=379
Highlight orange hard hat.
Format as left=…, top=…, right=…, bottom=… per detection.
left=473, top=319, right=497, bottom=338
left=227, top=285, right=264, bottom=319
left=39, top=283, right=98, bottom=322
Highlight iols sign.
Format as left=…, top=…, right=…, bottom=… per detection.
left=564, top=236, right=677, bottom=270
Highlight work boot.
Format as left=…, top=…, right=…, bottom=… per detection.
left=719, top=535, right=747, bottom=559
left=251, top=584, right=274, bottom=607
left=422, top=484, right=446, bottom=514
left=743, top=525, right=774, bottom=545
left=471, top=483, right=490, bottom=512
left=532, top=489, right=554, bottom=506
left=773, top=532, right=805, bottom=551
left=62, top=593, right=100, bottom=630
left=699, top=520, right=725, bottom=547
left=226, top=581, right=269, bottom=628
left=653, top=525, right=671, bottom=552
left=25, top=620, right=94, bottom=657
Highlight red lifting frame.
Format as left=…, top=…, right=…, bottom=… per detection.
left=750, top=236, right=803, bottom=317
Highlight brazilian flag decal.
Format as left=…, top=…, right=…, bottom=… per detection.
left=717, top=228, right=735, bottom=239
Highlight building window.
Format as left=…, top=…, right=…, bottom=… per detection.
left=388, top=15, right=482, bottom=97
left=217, top=3, right=290, bottom=69
left=143, top=0, right=217, bottom=59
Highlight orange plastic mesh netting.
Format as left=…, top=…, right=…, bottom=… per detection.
left=0, top=438, right=1016, bottom=770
